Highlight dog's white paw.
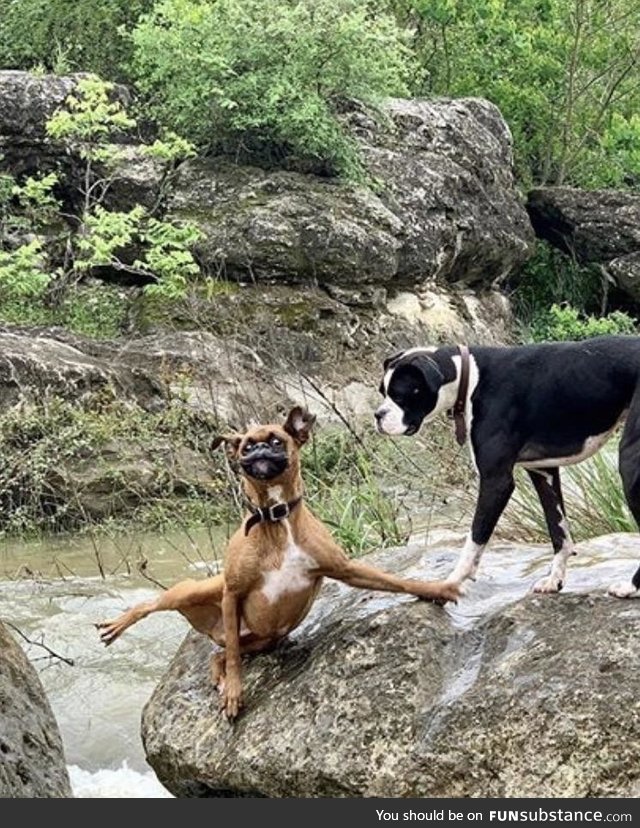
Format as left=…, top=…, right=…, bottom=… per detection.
left=607, top=581, right=640, bottom=599
left=532, top=575, right=563, bottom=594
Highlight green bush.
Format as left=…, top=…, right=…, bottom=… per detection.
left=527, top=304, right=637, bottom=343
left=0, top=0, right=153, bottom=79
left=130, top=0, right=414, bottom=178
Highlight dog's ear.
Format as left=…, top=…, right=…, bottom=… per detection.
left=211, top=433, right=243, bottom=460
left=409, top=353, right=444, bottom=389
left=383, top=351, right=404, bottom=371
left=283, top=406, right=316, bottom=445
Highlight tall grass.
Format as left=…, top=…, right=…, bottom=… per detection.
left=503, top=441, right=635, bottom=543
left=302, top=421, right=473, bottom=557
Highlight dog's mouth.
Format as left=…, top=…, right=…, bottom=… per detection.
left=241, top=456, right=288, bottom=481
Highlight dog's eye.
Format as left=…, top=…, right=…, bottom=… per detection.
left=270, top=437, right=282, bottom=448
left=413, top=387, right=420, bottom=395
left=242, top=441, right=255, bottom=455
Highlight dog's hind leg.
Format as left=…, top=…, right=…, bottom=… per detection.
left=96, top=574, right=225, bottom=645
left=528, top=467, right=574, bottom=593
left=609, top=409, right=640, bottom=598
left=211, top=635, right=279, bottom=695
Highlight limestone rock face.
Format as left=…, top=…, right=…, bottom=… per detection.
left=0, top=327, right=166, bottom=413
left=0, top=70, right=131, bottom=177
left=168, top=98, right=534, bottom=290
left=527, top=187, right=640, bottom=303
left=0, top=622, right=72, bottom=798
left=1, top=70, right=529, bottom=344
left=527, top=187, right=640, bottom=263
left=141, top=536, right=640, bottom=798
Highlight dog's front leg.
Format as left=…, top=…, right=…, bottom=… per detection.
left=448, top=471, right=515, bottom=586
left=315, top=538, right=459, bottom=603
left=331, top=560, right=460, bottom=603
left=220, top=587, right=243, bottom=720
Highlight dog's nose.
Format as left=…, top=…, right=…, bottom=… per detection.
left=374, top=409, right=385, bottom=422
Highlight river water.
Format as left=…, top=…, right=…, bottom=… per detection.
left=1, top=523, right=639, bottom=798
left=0, top=526, right=230, bottom=798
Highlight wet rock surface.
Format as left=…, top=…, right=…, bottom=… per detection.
left=142, top=534, right=640, bottom=798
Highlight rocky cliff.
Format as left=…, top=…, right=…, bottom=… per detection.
left=0, top=71, right=535, bottom=356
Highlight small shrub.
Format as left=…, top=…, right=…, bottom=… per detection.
left=511, top=242, right=603, bottom=323
left=527, top=304, right=637, bottom=343
left=0, top=240, right=51, bottom=301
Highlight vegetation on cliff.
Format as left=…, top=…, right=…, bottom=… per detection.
left=2, top=0, right=640, bottom=189
left=1, top=0, right=639, bottom=543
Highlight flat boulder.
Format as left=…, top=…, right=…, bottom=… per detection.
left=0, top=327, right=166, bottom=413
left=526, top=186, right=640, bottom=303
left=141, top=534, right=640, bottom=797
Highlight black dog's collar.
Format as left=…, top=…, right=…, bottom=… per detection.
left=244, top=497, right=302, bottom=536
left=450, top=343, right=470, bottom=447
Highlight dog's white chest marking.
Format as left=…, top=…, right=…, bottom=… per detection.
left=261, top=539, right=315, bottom=603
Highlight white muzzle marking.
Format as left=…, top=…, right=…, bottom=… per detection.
left=375, top=397, right=408, bottom=435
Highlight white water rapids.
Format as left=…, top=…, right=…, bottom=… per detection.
left=0, top=526, right=228, bottom=798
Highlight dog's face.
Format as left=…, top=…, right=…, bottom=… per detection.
left=375, top=350, right=444, bottom=436
left=213, top=406, right=316, bottom=482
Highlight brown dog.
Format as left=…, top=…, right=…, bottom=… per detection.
left=96, top=406, right=459, bottom=719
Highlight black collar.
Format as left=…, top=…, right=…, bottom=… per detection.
left=244, top=496, right=302, bottom=536
left=451, top=343, right=470, bottom=446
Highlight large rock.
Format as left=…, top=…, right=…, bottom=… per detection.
left=168, top=98, right=534, bottom=292
left=527, top=187, right=640, bottom=303
left=0, top=327, right=166, bottom=413
left=527, top=187, right=640, bottom=263
left=141, top=535, right=640, bottom=798
left=0, top=622, right=72, bottom=797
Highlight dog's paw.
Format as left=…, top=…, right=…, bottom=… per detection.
left=532, top=575, right=563, bottom=594
left=94, top=619, right=124, bottom=646
left=427, top=580, right=462, bottom=606
left=219, top=677, right=243, bottom=720
left=607, top=581, right=640, bottom=599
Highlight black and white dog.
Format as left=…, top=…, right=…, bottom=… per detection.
left=374, top=338, right=640, bottom=598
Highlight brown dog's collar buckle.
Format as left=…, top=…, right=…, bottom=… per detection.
left=244, top=496, right=302, bottom=535
left=268, top=502, right=290, bottom=521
